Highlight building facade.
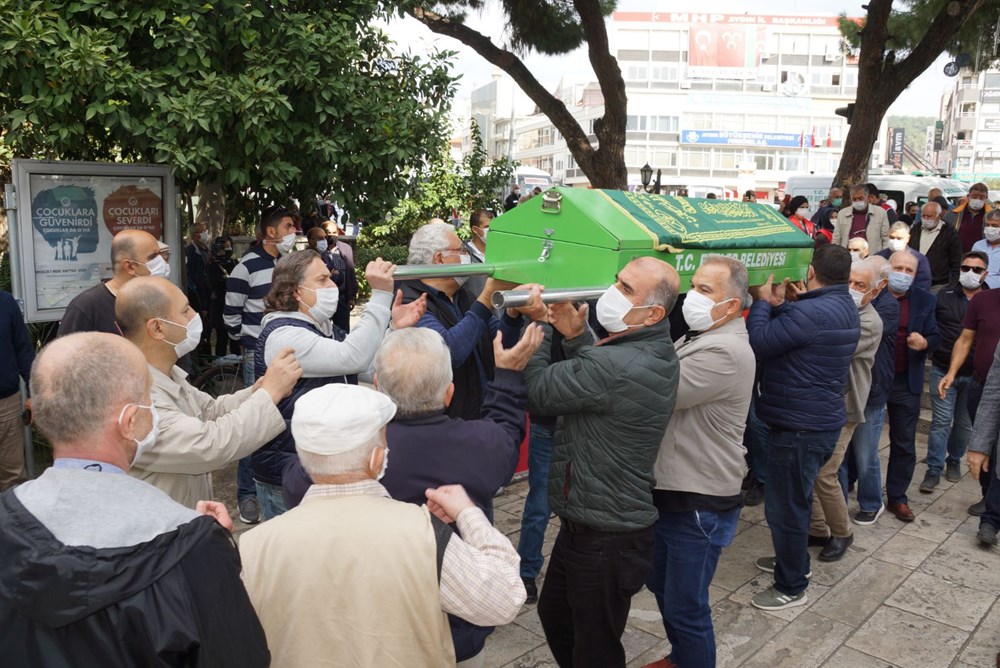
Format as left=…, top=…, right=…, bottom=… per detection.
left=938, top=67, right=1000, bottom=183
left=456, top=11, right=866, bottom=200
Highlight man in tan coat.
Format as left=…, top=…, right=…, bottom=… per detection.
left=809, top=257, right=884, bottom=561
left=832, top=185, right=891, bottom=253
left=239, top=384, right=526, bottom=667
left=116, top=277, right=301, bottom=508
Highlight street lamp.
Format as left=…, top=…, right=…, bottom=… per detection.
left=640, top=163, right=653, bottom=191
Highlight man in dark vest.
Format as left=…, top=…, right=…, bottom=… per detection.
left=400, top=222, right=524, bottom=420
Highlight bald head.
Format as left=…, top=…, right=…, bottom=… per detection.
left=890, top=250, right=918, bottom=273
left=111, top=230, right=161, bottom=280
left=32, top=333, right=148, bottom=449
left=621, top=257, right=680, bottom=316
left=116, top=276, right=184, bottom=341
left=927, top=188, right=942, bottom=200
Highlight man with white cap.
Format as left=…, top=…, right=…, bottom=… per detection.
left=239, top=384, right=526, bottom=667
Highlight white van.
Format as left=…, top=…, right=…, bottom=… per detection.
left=785, top=174, right=969, bottom=214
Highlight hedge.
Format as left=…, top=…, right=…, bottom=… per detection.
left=354, top=245, right=409, bottom=299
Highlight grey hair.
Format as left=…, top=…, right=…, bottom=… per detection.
left=847, top=238, right=869, bottom=251
left=866, top=255, right=891, bottom=282
left=31, top=333, right=147, bottom=446
left=116, top=277, right=172, bottom=340
left=889, top=221, right=911, bottom=236
left=298, top=441, right=378, bottom=478
left=408, top=222, right=455, bottom=265
left=375, top=329, right=453, bottom=416
left=700, top=254, right=749, bottom=303
left=850, top=184, right=868, bottom=196
left=852, top=257, right=880, bottom=285
left=921, top=201, right=942, bottom=216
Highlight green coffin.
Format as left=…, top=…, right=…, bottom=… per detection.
left=486, top=188, right=815, bottom=292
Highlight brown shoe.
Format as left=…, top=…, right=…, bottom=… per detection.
left=888, top=501, right=915, bottom=522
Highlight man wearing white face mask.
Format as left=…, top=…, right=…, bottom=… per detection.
left=58, top=229, right=165, bottom=337
left=523, top=257, right=680, bottom=667
left=832, top=184, right=890, bottom=252
left=874, top=221, right=933, bottom=291
left=908, top=201, right=962, bottom=293
left=644, top=255, right=753, bottom=668
left=944, top=181, right=992, bottom=252
left=116, top=277, right=302, bottom=509
left=251, top=251, right=427, bottom=519
left=0, top=332, right=270, bottom=666
left=401, top=222, right=528, bottom=420
left=971, top=209, right=1000, bottom=288
left=807, top=258, right=883, bottom=563
left=461, top=208, right=493, bottom=297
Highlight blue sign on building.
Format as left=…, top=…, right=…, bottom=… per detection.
left=681, top=129, right=802, bottom=147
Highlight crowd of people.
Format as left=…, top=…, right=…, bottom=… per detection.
left=0, top=183, right=999, bottom=668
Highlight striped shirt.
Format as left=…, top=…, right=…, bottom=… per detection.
left=303, top=481, right=525, bottom=626
left=224, top=246, right=277, bottom=346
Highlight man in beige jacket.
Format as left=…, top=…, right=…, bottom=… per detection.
left=644, top=255, right=755, bottom=668
left=116, top=277, right=301, bottom=508
left=240, top=384, right=525, bottom=667
left=832, top=185, right=891, bottom=253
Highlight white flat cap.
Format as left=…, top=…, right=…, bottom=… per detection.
left=292, top=384, right=397, bottom=455
left=157, top=240, right=169, bottom=251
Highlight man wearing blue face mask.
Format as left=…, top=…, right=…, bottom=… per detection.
left=116, top=277, right=302, bottom=509
left=883, top=251, right=940, bottom=522
left=400, top=222, right=526, bottom=420
left=522, top=257, right=681, bottom=668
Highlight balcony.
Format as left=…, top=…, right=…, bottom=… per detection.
left=955, top=115, right=978, bottom=133
left=958, top=86, right=982, bottom=104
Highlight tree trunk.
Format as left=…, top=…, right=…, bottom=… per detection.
left=194, top=180, right=227, bottom=238
left=410, top=4, right=628, bottom=190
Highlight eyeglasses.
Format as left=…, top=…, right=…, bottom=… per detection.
left=440, top=248, right=468, bottom=255
left=961, top=265, right=987, bottom=274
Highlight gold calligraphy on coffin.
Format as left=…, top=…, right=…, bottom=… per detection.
left=609, top=191, right=798, bottom=247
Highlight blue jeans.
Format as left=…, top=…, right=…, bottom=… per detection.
left=765, top=427, right=839, bottom=596
left=256, top=480, right=288, bottom=520
left=886, top=373, right=920, bottom=505
left=927, top=367, right=971, bottom=475
left=646, top=508, right=739, bottom=668
left=518, top=423, right=554, bottom=579
left=840, top=404, right=885, bottom=513
left=743, top=395, right=768, bottom=484
left=238, top=347, right=259, bottom=501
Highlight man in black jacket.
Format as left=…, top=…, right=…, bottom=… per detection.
left=909, top=201, right=962, bottom=293
left=0, top=333, right=268, bottom=666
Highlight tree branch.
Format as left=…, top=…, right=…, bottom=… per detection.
left=886, top=0, right=985, bottom=93
left=409, top=6, right=595, bottom=164
left=572, top=0, right=626, bottom=130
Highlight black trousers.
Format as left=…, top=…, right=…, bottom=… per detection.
left=538, top=521, right=654, bottom=668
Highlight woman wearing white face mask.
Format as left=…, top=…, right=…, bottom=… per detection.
left=250, top=251, right=428, bottom=518
left=874, top=221, right=933, bottom=292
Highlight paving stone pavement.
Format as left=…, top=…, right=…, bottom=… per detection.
left=214, top=424, right=1000, bottom=668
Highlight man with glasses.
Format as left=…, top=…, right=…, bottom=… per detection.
left=972, top=211, right=1000, bottom=289
left=938, top=247, right=1000, bottom=517
left=58, top=230, right=166, bottom=337
left=921, top=252, right=989, bottom=492
left=400, top=222, right=529, bottom=420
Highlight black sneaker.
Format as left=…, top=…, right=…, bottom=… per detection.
left=919, top=472, right=940, bottom=493
left=522, top=577, right=538, bottom=605
left=969, top=500, right=987, bottom=517
left=743, top=482, right=765, bottom=507
left=945, top=461, right=962, bottom=483
left=853, top=505, right=884, bottom=526
left=977, top=524, right=998, bottom=547
left=239, top=497, right=261, bottom=524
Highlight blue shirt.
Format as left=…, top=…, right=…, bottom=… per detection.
left=972, top=239, right=1000, bottom=289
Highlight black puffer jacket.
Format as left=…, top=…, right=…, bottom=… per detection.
left=524, top=319, right=679, bottom=531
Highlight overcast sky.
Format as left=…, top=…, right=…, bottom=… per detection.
left=383, top=0, right=954, bottom=118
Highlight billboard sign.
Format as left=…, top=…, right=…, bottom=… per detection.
left=934, top=121, right=944, bottom=151
left=984, top=118, right=1000, bottom=130
left=889, top=128, right=905, bottom=169
left=681, top=129, right=801, bottom=147
left=10, top=161, right=178, bottom=322
left=687, top=23, right=767, bottom=80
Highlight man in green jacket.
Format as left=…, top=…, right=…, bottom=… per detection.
left=523, top=256, right=680, bottom=668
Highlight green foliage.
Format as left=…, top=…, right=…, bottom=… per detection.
left=427, top=0, right=617, bottom=55
left=838, top=1, right=1000, bottom=65
left=354, top=243, right=409, bottom=298
left=0, top=0, right=457, bottom=224
left=364, top=119, right=515, bottom=246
